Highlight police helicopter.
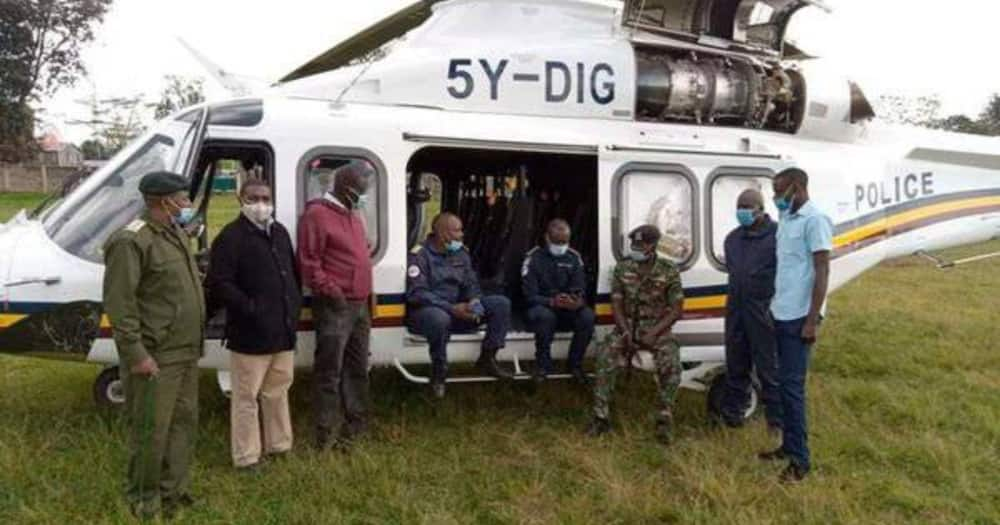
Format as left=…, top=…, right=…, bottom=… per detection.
left=2, top=0, right=999, bottom=420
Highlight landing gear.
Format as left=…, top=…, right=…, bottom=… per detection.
left=93, top=366, right=126, bottom=409
left=706, top=371, right=759, bottom=423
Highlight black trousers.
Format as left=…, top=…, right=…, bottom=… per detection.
left=722, top=306, right=783, bottom=426
left=312, top=298, right=371, bottom=443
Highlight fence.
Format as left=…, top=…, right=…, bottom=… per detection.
left=0, top=164, right=83, bottom=193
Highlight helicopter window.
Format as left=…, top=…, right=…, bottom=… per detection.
left=615, top=164, right=698, bottom=269
left=705, top=169, right=776, bottom=271
left=299, top=150, right=385, bottom=260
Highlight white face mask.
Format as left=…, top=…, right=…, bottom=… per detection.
left=242, top=201, right=274, bottom=225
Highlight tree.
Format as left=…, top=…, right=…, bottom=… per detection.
left=78, top=138, right=106, bottom=160
left=69, top=92, right=148, bottom=158
left=976, top=94, right=1000, bottom=136
left=0, top=0, right=113, bottom=162
left=153, top=75, right=205, bottom=120
left=875, top=94, right=942, bottom=128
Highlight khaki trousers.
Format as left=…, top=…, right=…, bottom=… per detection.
left=230, top=350, right=294, bottom=467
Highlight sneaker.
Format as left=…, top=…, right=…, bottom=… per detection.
left=431, top=381, right=446, bottom=399
left=585, top=417, right=611, bottom=437
left=779, top=462, right=809, bottom=483
left=758, top=447, right=786, bottom=461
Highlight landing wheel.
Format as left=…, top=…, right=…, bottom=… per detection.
left=93, top=366, right=126, bottom=409
left=706, top=372, right=759, bottom=423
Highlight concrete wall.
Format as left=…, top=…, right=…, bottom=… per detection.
left=0, top=165, right=84, bottom=193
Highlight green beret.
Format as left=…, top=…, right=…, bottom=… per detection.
left=628, top=224, right=661, bottom=244
left=139, top=171, right=188, bottom=196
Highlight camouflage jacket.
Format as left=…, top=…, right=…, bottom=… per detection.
left=610, top=256, right=684, bottom=330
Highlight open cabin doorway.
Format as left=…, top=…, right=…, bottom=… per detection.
left=406, top=147, right=599, bottom=331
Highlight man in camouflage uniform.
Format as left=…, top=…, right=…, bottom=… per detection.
left=586, top=225, right=685, bottom=443
left=103, top=171, right=206, bottom=519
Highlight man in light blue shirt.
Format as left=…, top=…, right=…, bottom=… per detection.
left=759, top=167, right=832, bottom=483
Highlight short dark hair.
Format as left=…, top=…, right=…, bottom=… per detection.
left=776, top=168, right=808, bottom=187
left=240, top=178, right=270, bottom=197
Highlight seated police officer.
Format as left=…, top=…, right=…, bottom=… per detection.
left=522, top=218, right=594, bottom=384
left=406, top=212, right=513, bottom=398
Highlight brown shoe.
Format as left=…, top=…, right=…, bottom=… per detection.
left=779, top=462, right=809, bottom=483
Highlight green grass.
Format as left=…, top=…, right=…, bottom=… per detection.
left=0, top=192, right=47, bottom=222
left=1, top=193, right=999, bottom=523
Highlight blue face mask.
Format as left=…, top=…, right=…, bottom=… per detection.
left=774, top=186, right=795, bottom=212
left=168, top=198, right=196, bottom=226
left=446, top=240, right=464, bottom=253
left=548, top=243, right=569, bottom=257
left=736, top=208, right=758, bottom=227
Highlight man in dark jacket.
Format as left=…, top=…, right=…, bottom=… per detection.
left=207, top=179, right=301, bottom=469
left=406, top=212, right=512, bottom=399
left=298, top=163, right=374, bottom=451
left=522, top=218, right=594, bottom=383
left=721, top=189, right=782, bottom=434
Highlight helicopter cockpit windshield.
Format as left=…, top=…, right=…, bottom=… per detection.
left=42, top=108, right=206, bottom=264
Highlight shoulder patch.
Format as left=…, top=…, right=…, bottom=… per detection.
left=407, top=264, right=421, bottom=278
left=410, top=245, right=423, bottom=255
left=522, top=257, right=531, bottom=277
left=125, top=219, right=146, bottom=233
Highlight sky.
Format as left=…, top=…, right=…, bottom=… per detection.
left=40, top=0, right=1000, bottom=144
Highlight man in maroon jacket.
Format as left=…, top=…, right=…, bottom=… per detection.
left=298, top=163, right=374, bottom=451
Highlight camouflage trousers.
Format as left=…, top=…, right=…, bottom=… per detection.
left=591, top=330, right=681, bottom=422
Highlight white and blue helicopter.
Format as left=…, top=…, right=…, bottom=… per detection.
left=1, top=0, right=998, bottom=417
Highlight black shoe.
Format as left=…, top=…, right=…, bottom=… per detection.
left=779, top=462, right=809, bottom=483
left=477, top=347, right=513, bottom=380
left=585, top=417, right=611, bottom=437
left=431, top=381, right=446, bottom=399
left=721, top=416, right=745, bottom=428
left=758, top=447, right=787, bottom=461
left=236, top=461, right=266, bottom=474
left=569, top=366, right=590, bottom=386
left=532, top=365, right=548, bottom=384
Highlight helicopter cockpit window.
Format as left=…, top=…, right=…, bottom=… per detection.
left=43, top=112, right=204, bottom=263
left=616, top=166, right=697, bottom=269
left=301, top=155, right=382, bottom=257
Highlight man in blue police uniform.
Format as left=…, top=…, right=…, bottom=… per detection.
left=721, top=189, right=783, bottom=436
left=522, top=218, right=594, bottom=384
left=406, top=212, right=513, bottom=398
left=759, top=168, right=832, bottom=483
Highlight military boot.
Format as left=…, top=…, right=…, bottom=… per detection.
left=585, top=417, right=611, bottom=437
left=654, top=416, right=673, bottom=445
left=476, top=346, right=513, bottom=379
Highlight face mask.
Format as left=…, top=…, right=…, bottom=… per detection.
left=774, top=186, right=795, bottom=212
left=242, top=201, right=273, bottom=225
left=627, top=249, right=650, bottom=262
left=736, top=208, right=758, bottom=227
left=344, top=187, right=367, bottom=209
left=548, top=243, right=569, bottom=257
left=446, top=240, right=464, bottom=253
left=167, top=198, right=195, bottom=226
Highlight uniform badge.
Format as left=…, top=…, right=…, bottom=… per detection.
left=521, top=259, right=530, bottom=277
left=407, top=265, right=421, bottom=278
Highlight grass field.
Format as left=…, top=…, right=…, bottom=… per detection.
left=1, top=193, right=998, bottom=524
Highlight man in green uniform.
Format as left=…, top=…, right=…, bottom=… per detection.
left=586, top=225, right=685, bottom=444
left=103, top=171, right=206, bottom=519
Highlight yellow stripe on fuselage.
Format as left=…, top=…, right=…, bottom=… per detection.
left=834, top=196, right=1000, bottom=247
left=0, top=314, right=27, bottom=328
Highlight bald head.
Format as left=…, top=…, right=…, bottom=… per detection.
left=333, top=163, right=370, bottom=208
left=546, top=218, right=571, bottom=245
left=737, top=189, right=764, bottom=212
left=431, top=212, right=464, bottom=249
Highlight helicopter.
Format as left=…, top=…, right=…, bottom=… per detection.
left=2, top=0, right=998, bottom=420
